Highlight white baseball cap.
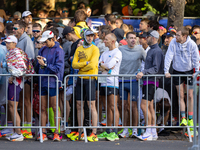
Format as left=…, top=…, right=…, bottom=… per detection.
left=40, top=30, right=54, bottom=42
left=22, top=11, right=32, bottom=18
left=4, top=35, right=18, bottom=44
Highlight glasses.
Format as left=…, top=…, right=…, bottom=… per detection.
left=32, top=30, right=41, bottom=33
left=13, top=27, right=19, bottom=30
left=62, top=10, right=68, bottom=13
left=192, top=31, right=199, bottom=35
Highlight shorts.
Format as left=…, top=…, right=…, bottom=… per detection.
left=66, top=85, right=73, bottom=101
left=119, top=81, right=138, bottom=101
left=173, top=69, right=193, bottom=86
left=8, top=83, right=22, bottom=102
left=76, top=78, right=96, bottom=101
left=41, top=87, right=57, bottom=97
left=142, top=84, right=157, bottom=101
left=100, top=87, right=118, bottom=96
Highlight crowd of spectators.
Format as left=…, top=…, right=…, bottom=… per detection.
left=0, top=1, right=199, bottom=143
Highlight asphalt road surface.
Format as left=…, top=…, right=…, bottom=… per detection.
left=0, top=138, right=193, bottom=150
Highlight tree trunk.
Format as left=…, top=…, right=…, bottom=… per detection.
left=103, top=0, right=113, bottom=14
left=167, top=0, right=185, bottom=28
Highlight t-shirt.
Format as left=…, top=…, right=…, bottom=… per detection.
left=154, top=88, right=171, bottom=105
left=99, top=48, right=122, bottom=88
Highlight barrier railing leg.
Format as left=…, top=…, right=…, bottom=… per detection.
left=40, top=127, right=43, bottom=143
left=187, top=127, right=192, bottom=143
left=83, top=127, right=88, bottom=143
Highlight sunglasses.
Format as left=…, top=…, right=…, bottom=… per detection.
left=6, top=21, right=12, bottom=23
left=192, top=31, right=199, bottom=35
left=32, top=30, right=41, bottom=33
left=62, top=10, right=68, bottom=13
left=13, top=27, right=19, bottom=30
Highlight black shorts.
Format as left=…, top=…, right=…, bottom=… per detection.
left=173, top=69, right=193, bottom=86
left=100, top=87, right=118, bottom=96
left=76, top=78, right=96, bottom=101
left=142, top=84, right=157, bottom=101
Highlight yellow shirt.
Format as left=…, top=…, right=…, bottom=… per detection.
left=73, top=21, right=89, bottom=39
left=72, top=44, right=99, bottom=79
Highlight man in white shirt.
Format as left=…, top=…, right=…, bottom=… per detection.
left=98, top=33, right=122, bottom=141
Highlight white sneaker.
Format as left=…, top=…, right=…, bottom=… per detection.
left=130, top=131, right=138, bottom=138
left=1, top=128, right=14, bottom=137
left=119, top=129, right=129, bottom=138
left=152, top=133, right=158, bottom=140
left=7, top=133, right=24, bottom=141
left=137, top=132, right=152, bottom=141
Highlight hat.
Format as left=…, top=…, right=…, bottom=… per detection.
left=138, top=32, right=148, bottom=38
left=22, top=11, right=32, bottom=18
left=148, top=30, right=159, bottom=39
left=164, top=31, right=176, bottom=38
left=40, top=30, right=54, bottom=42
left=4, top=35, right=18, bottom=44
left=57, top=27, right=64, bottom=39
left=119, top=39, right=128, bottom=45
left=14, top=11, right=21, bottom=19
left=62, top=26, right=74, bottom=36
left=84, top=29, right=94, bottom=36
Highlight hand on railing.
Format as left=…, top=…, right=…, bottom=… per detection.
left=165, top=73, right=171, bottom=78
left=136, top=72, right=143, bottom=79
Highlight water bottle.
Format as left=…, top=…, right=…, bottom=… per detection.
left=40, top=58, right=47, bottom=69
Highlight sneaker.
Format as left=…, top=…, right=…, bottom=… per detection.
left=128, top=129, right=132, bottom=137
left=53, top=133, right=61, bottom=141
left=87, top=133, right=98, bottom=142
left=188, top=119, right=194, bottom=131
left=0, top=131, right=2, bottom=138
left=66, top=131, right=77, bottom=139
left=185, top=130, right=198, bottom=138
left=80, top=133, right=85, bottom=140
left=152, top=133, right=158, bottom=140
left=8, top=133, right=24, bottom=141
left=180, top=118, right=187, bottom=126
left=137, top=132, right=152, bottom=141
left=100, top=118, right=107, bottom=126
left=119, top=129, right=129, bottom=138
left=1, top=128, right=14, bottom=137
left=130, top=130, right=138, bottom=138
left=70, top=132, right=79, bottom=141
left=106, top=132, right=119, bottom=141
left=117, top=129, right=124, bottom=135
left=97, top=131, right=108, bottom=139
left=37, top=133, right=48, bottom=141
left=21, top=130, right=33, bottom=139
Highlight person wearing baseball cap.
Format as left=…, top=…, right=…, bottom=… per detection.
left=72, top=28, right=99, bottom=142
left=36, top=29, right=64, bottom=142
left=22, top=11, right=32, bottom=24
left=136, top=30, right=164, bottom=141
left=162, top=27, right=176, bottom=56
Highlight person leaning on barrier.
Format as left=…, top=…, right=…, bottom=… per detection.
left=36, top=30, right=64, bottom=142
left=164, top=26, right=199, bottom=137
left=118, top=32, right=146, bottom=138
left=136, top=30, right=164, bottom=141
left=98, top=33, right=122, bottom=141
left=2, top=35, right=34, bottom=141
left=72, top=29, right=99, bottom=142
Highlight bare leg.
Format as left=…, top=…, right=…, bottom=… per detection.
left=141, top=99, right=151, bottom=126
left=176, top=83, right=185, bottom=112
left=87, top=101, right=97, bottom=134
left=132, top=101, right=138, bottom=126
left=108, top=94, right=119, bottom=126
left=8, top=101, right=21, bottom=134
left=24, top=83, right=31, bottom=123
left=76, top=101, right=84, bottom=130
left=149, top=100, right=155, bottom=125
left=41, top=96, right=47, bottom=133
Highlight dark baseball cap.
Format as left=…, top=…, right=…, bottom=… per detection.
left=138, top=32, right=148, bottom=38
left=62, top=26, right=74, bottom=36
left=164, top=31, right=176, bottom=38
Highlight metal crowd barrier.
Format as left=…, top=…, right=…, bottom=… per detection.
left=0, top=74, right=59, bottom=143
left=189, top=71, right=200, bottom=150
left=64, top=74, right=197, bottom=143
